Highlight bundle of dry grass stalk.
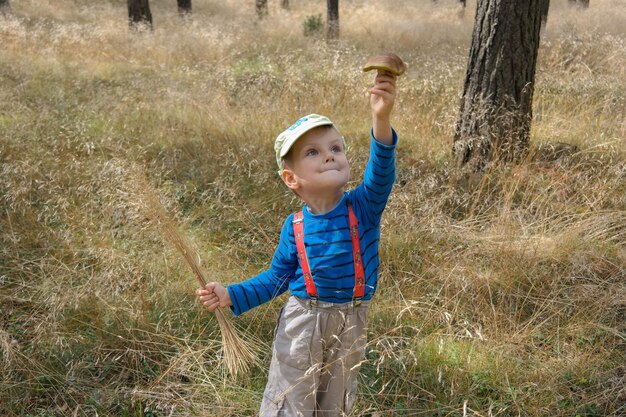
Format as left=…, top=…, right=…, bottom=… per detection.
left=127, top=169, right=258, bottom=377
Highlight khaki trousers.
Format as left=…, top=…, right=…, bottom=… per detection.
left=259, top=296, right=370, bottom=417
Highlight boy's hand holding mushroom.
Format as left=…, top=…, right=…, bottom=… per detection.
left=363, top=53, right=405, bottom=144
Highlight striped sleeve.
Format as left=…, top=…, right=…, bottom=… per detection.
left=226, top=215, right=298, bottom=316
left=353, top=128, right=398, bottom=225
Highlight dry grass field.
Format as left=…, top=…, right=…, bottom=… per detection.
left=1, top=0, right=625, bottom=416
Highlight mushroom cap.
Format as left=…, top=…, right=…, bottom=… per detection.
left=362, top=53, right=406, bottom=76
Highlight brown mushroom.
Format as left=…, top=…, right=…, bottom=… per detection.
left=362, top=53, right=406, bottom=76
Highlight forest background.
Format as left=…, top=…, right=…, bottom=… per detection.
left=0, top=0, right=624, bottom=416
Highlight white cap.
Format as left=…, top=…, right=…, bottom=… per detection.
left=274, top=114, right=337, bottom=174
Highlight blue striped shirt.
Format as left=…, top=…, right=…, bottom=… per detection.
left=227, top=129, right=397, bottom=316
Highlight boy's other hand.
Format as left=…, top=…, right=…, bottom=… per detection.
left=369, top=71, right=397, bottom=121
left=196, top=282, right=232, bottom=312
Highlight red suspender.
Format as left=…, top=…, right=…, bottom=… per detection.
left=348, top=202, right=366, bottom=299
left=293, top=211, right=318, bottom=298
left=293, top=201, right=365, bottom=302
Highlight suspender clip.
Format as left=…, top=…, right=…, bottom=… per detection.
left=309, top=296, right=318, bottom=307
left=352, top=297, right=362, bottom=307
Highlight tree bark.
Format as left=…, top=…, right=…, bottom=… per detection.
left=177, top=0, right=191, bottom=16
left=256, top=0, right=268, bottom=19
left=128, top=0, right=153, bottom=28
left=327, top=0, right=339, bottom=39
left=281, top=0, right=289, bottom=10
left=568, top=0, right=589, bottom=8
left=540, top=0, right=550, bottom=30
left=453, top=0, right=544, bottom=172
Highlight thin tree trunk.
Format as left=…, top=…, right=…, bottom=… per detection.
left=256, top=0, right=268, bottom=19
left=434, top=1, right=466, bottom=7
left=458, top=0, right=467, bottom=18
left=327, top=0, right=339, bottom=39
left=128, top=0, right=153, bottom=29
left=177, top=0, right=191, bottom=16
left=453, top=0, right=544, bottom=172
left=433, top=0, right=466, bottom=4
left=281, top=0, right=289, bottom=10
left=568, top=0, right=589, bottom=8
left=541, top=0, right=550, bottom=30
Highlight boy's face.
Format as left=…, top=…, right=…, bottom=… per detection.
left=282, top=127, right=350, bottom=196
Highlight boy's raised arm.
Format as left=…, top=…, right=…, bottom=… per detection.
left=369, top=70, right=397, bottom=145
left=350, top=66, right=400, bottom=226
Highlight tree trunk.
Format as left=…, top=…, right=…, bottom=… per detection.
left=128, top=0, right=153, bottom=28
left=281, top=0, right=289, bottom=10
left=327, top=0, right=339, bottom=39
left=256, top=0, right=268, bottom=19
left=540, top=0, right=550, bottom=30
left=568, top=0, right=589, bottom=8
left=177, top=0, right=191, bottom=16
left=453, top=0, right=544, bottom=172
left=457, top=0, right=467, bottom=18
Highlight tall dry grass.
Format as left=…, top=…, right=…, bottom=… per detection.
left=1, top=0, right=625, bottom=416
left=124, top=167, right=260, bottom=378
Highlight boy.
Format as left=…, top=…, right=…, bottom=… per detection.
left=197, top=70, right=398, bottom=416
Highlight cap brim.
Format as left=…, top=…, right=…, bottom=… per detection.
left=279, top=119, right=334, bottom=159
